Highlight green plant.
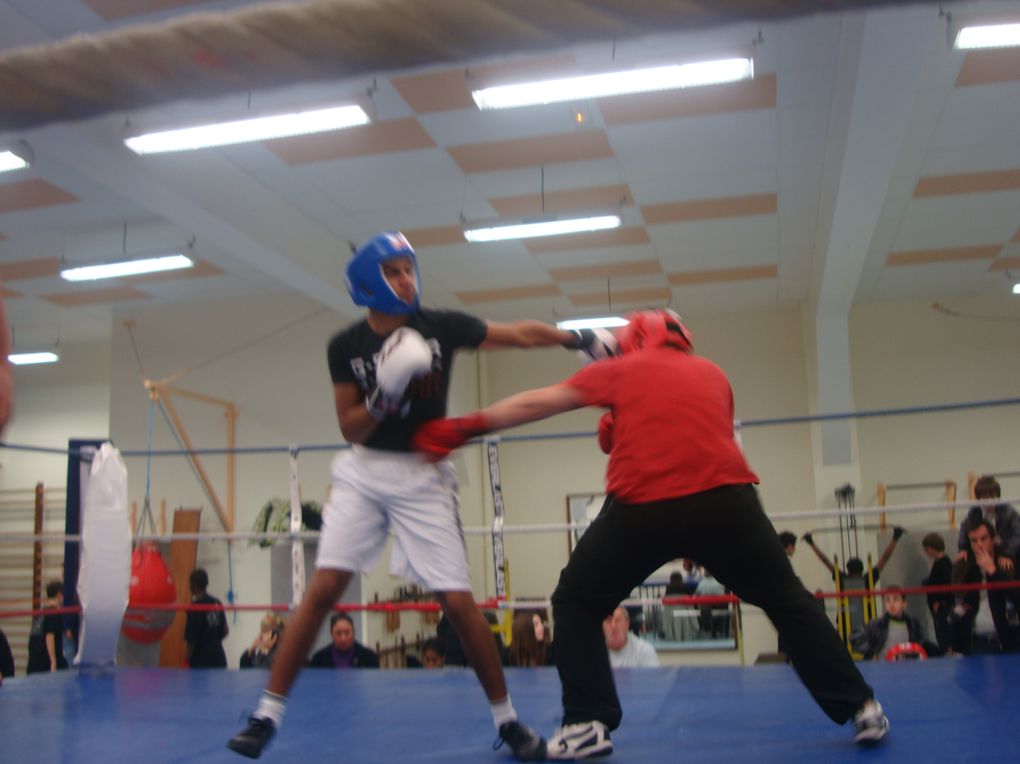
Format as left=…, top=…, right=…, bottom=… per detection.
left=250, top=498, right=322, bottom=547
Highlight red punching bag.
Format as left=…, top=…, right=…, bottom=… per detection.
left=121, top=543, right=177, bottom=644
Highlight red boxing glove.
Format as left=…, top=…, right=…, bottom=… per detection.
left=413, top=413, right=489, bottom=461
left=597, top=413, right=614, bottom=454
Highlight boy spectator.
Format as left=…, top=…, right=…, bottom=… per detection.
left=27, top=580, right=68, bottom=674
left=850, top=588, right=932, bottom=660
left=955, top=476, right=1019, bottom=569
left=185, top=568, right=228, bottom=669
left=951, top=519, right=1019, bottom=654
left=921, top=533, right=953, bottom=655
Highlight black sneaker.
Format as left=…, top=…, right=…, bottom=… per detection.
left=494, top=719, right=547, bottom=761
left=228, top=716, right=276, bottom=759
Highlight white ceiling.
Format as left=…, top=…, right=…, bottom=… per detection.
left=0, top=0, right=1018, bottom=354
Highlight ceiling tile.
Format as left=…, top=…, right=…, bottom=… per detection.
left=548, top=260, right=661, bottom=282
left=448, top=130, right=614, bottom=173
left=955, top=48, right=1020, bottom=87
left=456, top=283, right=561, bottom=304
left=642, top=193, right=777, bottom=224
left=0, top=179, right=79, bottom=214
left=568, top=286, right=671, bottom=307
left=886, top=245, right=1000, bottom=267
left=264, top=119, right=436, bottom=165
left=40, top=285, right=151, bottom=306
left=669, top=264, right=777, bottom=285
left=0, top=256, right=61, bottom=281
left=990, top=255, right=1020, bottom=271
left=403, top=225, right=466, bottom=248
left=914, top=168, right=1020, bottom=197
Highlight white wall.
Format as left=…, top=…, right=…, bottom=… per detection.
left=1, top=339, right=112, bottom=493
left=5, top=293, right=1019, bottom=667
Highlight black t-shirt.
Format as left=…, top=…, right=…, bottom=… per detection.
left=924, top=555, right=953, bottom=610
left=0, top=627, right=15, bottom=677
left=185, top=594, right=228, bottom=668
left=327, top=308, right=488, bottom=451
left=27, top=608, right=68, bottom=673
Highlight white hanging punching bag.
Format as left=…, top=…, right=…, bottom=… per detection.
left=74, top=442, right=131, bottom=668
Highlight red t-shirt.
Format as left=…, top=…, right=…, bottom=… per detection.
left=566, top=348, right=758, bottom=504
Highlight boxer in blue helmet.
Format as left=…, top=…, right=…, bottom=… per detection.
left=231, top=229, right=618, bottom=762
left=345, top=231, right=420, bottom=314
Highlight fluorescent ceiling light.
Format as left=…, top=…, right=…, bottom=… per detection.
left=9, top=352, right=59, bottom=365
left=556, top=316, right=629, bottom=330
left=464, top=215, right=621, bottom=243
left=0, top=150, right=29, bottom=173
left=124, top=104, right=370, bottom=155
left=472, top=58, right=754, bottom=110
left=60, top=254, right=194, bottom=282
left=954, top=22, right=1020, bottom=49
left=1013, top=283, right=1020, bottom=295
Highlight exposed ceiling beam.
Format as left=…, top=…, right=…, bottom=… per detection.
left=0, top=0, right=935, bottom=131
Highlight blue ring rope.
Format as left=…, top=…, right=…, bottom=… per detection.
left=1, top=395, right=1018, bottom=457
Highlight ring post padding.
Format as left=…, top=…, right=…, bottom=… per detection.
left=289, top=446, right=305, bottom=608
left=485, top=438, right=506, bottom=600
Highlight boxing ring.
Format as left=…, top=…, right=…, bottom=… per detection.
left=4, top=659, right=1019, bottom=762
left=2, top=394, right=1020, bottom=762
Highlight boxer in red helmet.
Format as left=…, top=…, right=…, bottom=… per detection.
left=414, top=307, right=889, bottom=759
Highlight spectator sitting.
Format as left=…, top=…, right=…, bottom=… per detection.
left=507, top=610, right=553, bottom=667
left=603, top=606, right=659, bottom=668
left=309, top=612, right=379, bottom=668
left=803, top=527, right=905, bottom=635
left=680, top=559, right=703, bottom=593
left=240, top=613, right=286, bottom=669
left=921, top=533, right=954, bottom=655
left=850, top=587, right=933, bottom=660
left=955, top=475, right=1019, bottom=569
left=185, top=568, right=229, bottom=669
left=664, top=571, right=686, bottom=596
left=695, top=571, right=730, bottom=638
left=27, top=580, right=69, bottom=674
left=421, top=637, right=445, bottom=669
left=436, top=611, right=506, bottom=667
left=950, top=518, right=1019, bottom=654
left=779, top=531, right=797, bottom=557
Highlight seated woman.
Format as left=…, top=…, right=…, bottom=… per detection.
left=240, top=613, right=286, bottom=669
left=506, top=610, right=553, bottom=667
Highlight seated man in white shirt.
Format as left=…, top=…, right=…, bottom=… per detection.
left=603, top=606, right=659, bottom=668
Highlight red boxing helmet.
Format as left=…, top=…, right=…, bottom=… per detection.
left=617, top=309, right=693, bottom=354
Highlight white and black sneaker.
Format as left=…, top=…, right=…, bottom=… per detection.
left=546, top=721, right=613, bottom=760
left=853, top=699, right=889, bottom=744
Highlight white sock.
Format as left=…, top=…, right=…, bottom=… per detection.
left=254, top=690, right=287, bottom=727
left=490, top=696, right=517, bottom=730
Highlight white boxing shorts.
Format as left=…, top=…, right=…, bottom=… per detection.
left=315, top=446, right=471, bottom=592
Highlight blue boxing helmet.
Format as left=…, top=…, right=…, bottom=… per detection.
left=345, top=231, right=421, bottom=314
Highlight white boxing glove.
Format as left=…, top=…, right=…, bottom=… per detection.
left=367, top=327, right=433, bottom=419
left=574, top=327, right=619, bottom=365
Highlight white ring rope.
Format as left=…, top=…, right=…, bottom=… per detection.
left=3, top=495, right=1016, bottom=545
